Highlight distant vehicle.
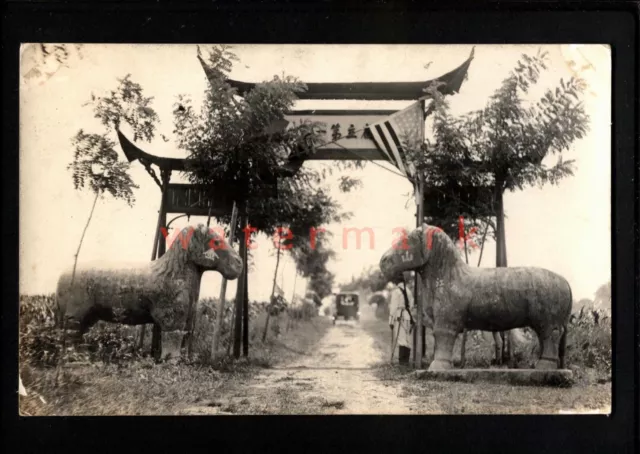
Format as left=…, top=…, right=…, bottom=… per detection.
left=333, top=292, right=360, bottom=324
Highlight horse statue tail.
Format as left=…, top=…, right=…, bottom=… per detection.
left=558, top=282, right=572, bottom=369
left=558, top=323, right=568, bottom=369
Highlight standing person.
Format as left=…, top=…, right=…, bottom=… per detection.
left=388, top=272, right=414, bottom=364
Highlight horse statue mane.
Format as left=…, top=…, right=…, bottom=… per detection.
left=422, top=226, right=466, bottom=276
left=409, top=225, right=468, bottom=295
left=151, top=225, right=210, bottom=280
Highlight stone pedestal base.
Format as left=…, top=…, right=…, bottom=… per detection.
left=413, top=368, right=574, bottom=387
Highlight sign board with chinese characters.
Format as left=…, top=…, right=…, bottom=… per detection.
left=284, top=110, right=397, bottom=160
left=165, top=182, right=275, bottom=216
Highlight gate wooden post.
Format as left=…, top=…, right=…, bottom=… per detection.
left=242, top=258, right=249, bottom=357
left=414, top=174, right=425, bottom=369
left=151, top=170, right=170, bottom=361
left=210, top=202, right=238, bottom=360
left=233, top=212, right=248, bottom=359
left=414, top=97, right=427, bottom=369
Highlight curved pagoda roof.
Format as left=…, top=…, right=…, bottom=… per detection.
left=200, top=48, right=475, bottom=101
left=118, top=47, right=476, bottom=183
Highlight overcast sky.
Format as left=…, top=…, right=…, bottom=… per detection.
left=19, top=44, right=610, bottom=302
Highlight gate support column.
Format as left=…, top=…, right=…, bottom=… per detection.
left=151, top=169, right=171, bottom=361
left=414, top=174, right=425, bottom=369
left=233, top=212, right=248, bottom=359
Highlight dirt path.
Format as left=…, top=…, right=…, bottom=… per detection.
left=174, top=305, right=610, bottom=416
left=179, top=307, right=421, bottom=415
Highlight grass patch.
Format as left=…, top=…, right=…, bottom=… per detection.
left=400, top=380, right=610, bottom=414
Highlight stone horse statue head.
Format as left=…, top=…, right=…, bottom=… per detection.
left=154, top=224, right=244, bottom=280
left=379, top=225, right=454, bottom=284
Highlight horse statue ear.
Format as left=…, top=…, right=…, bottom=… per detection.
left=198, top=224, right=208, bottom=235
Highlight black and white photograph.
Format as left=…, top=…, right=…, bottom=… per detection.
left=18, top=43, right=611, bottom=416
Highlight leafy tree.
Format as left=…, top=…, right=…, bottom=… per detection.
left=59, top=74, right=155, bottom=377
left=87, top=74, right=161, bottom=143
left=175, top=46, right=317, bottom=207
left=174, top=46, right=358, bottom=347
left=405, top=50, right=589, bottom=365
left=308, top=269, right=335, bottom=300
left=68, top=75, right=160, bottom=285
left=173, top=46, right=356, bottom=236
left=67, top=131, right=139, bottom=284
left=290, top=233, right=336, bottom=300
left=409, top=49, right=590, bottom=269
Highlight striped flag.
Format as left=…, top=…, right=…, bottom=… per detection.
left=365, top=101, right=425, bottom=180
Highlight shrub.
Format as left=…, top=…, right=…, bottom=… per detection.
left=189, top=297, right=235, bottom=361
left=19, top=295, right=141, bottom=367
left=83, top=323, right=140, bottom=364
left=20, top=292, right=321, bottom=369
left=287, top=301, right=317, bottom=321
left=566, top=307, right=611, bottom=379
left=19, top=295, right=64, bottom=367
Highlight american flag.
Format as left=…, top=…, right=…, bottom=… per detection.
left=365, top=101, right=425, bottom=180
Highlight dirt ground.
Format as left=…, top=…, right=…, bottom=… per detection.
left=177, top=304, right=611, bottom=415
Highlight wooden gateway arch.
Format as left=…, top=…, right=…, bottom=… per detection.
left=118, top=47, right=486, bottom=365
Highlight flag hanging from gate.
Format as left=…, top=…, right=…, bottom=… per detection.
left=365, top=101, right=425, bottom=181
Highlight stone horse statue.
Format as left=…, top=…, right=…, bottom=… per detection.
left=56, top=224, right=243, bottom=361
left=379, top=225, right=572, bottom=371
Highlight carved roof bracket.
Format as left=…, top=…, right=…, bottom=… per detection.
left=139, top=157, right=163, bottom=189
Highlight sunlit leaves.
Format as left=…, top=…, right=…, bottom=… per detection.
left=178, top=45, right=351, bottom=294
left=180, top=45, right=351, bottom=245
left=68, top=130, right=139, bottom=205
left=411, top=50, right=589, bottom=195
left=69, top=74, right=156, bottom=204
left=86, top=74, right=160, bottom=143
left=403, top=50, right=590, bottom=260
left=338, top=176, right=363, bottom=193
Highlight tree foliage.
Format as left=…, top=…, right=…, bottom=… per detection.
left=174, top=46, right=360, bottom=222
left=174, top=46, right=315, bottom=204
left=86, top=74, right=161, bottom=142
left=68, top=131, right=138, bottom=204
left=173, top=45, right=356, bottom=295
left=289, top=232, right=336, bottom=300
left=307, top=269, right=335, bottom=300
left=69, top=74, right=161, bottom=203
left=405, top=49, right=590, bottom=264
left=418, top=49, right=589, bottom=193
